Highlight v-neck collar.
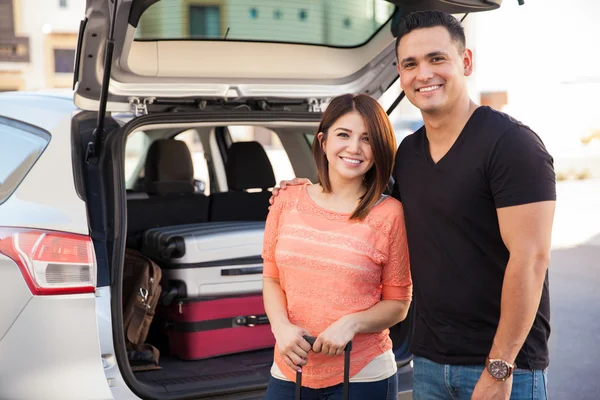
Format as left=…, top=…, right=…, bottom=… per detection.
left=422, top=106, right=485, bottom=168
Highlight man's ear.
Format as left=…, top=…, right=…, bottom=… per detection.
left=463, top=48, right=474, bottom=77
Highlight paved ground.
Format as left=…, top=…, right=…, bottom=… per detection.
left=547, top=179, right=600, bottom=400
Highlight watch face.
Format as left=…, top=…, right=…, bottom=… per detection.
left=488, top=360, right=509, bottom=379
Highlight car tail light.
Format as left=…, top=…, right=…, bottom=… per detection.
left=0, top=228, right=96, bottom=295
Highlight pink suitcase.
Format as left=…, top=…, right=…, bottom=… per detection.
left=164, top=294, right=275, bottom=360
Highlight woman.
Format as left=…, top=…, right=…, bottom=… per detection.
left=261, top=93, right=412, bottom=399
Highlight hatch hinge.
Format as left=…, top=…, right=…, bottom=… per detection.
left=307, top=98, right=329, bottom=113
left=129, top=97, right=155, bottom=116
left=85, top=0, right=119, bottom=164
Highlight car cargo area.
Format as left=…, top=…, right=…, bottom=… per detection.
left=119, top=120, right=316, bottom=396
left=134, top=350, right=275, bottom=394
left=110, top=117, right=413, bottom=398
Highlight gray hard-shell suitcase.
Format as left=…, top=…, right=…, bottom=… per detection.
left=141, top=221, right=266, bottom=298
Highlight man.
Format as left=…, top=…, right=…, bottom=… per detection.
left=271, top=10, right=555, bottom=400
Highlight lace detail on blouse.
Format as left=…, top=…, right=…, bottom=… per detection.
left=261, top=185, right=412, bottom=389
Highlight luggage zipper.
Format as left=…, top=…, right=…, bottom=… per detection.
left=138, top=275, right=155, bottom=310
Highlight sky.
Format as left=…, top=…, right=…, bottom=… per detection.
left=471, top=0, right=600, bottom=154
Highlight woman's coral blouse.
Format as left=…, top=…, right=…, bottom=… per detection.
left=261, top=185, right=412, bottom=389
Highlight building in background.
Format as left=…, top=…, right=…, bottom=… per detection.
left=0, top=0, right=29, bottom=91
left=4, top=0, right=598, bottom=179
left=0, top=0, right=85, bottom=92
left=136, top=0, right=395, bottom=46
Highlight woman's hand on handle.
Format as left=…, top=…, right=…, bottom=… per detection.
left=272, top=322, right=313, bottom=372
left=269, top=178, right=313, bottom=205
left=312, top=315, right=356, bottom=357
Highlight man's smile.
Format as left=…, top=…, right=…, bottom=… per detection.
left=417, top=84, right=442, bottom=93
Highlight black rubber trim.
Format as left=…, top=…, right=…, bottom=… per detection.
left=171, top=314, right=269, bottom=333
left=110, top=112, right=327, bottom=400
left=386, top=90, right=405, bottom=116
left=161, top=256, right=264, bottom=270
left=73, top=18, right=87, bottom=90
left=73, top=112, right=119, bottom=288
left=71, top=111, right=98, bottom=202
left=221, top=266, right=263, bottom=276
left=128, top=111, right=321, bottom=131
left=128, top=0, right=161, bottom=28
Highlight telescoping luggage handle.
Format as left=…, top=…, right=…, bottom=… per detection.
left=295, top=335, right=352, bottom=400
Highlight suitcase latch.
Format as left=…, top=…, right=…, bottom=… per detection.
left=233, top=315, right=268, bottom=327
left=233, top=316, right=253, bottom=327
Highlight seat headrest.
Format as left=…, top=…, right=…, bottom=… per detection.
left=144, top=139, right=195, bottom=195
left=226, top=141, right=276, bottom=191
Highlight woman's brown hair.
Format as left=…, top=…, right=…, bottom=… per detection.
left=312, top=93, right=397, bottom=220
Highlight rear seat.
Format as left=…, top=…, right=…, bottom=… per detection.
left=209, top=141, right=276, bottom=222
left=126, top=139, right=209, bottom=248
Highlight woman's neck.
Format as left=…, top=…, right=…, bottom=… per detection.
left=326, top=173, right=365, bottom=201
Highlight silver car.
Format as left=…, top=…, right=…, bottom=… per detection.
left=0, top=1, right=504, bottom=399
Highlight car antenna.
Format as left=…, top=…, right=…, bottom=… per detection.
left=224, top=27, right=230, bottom=40
left=518, top=0, right=525, bottom=4
left=86, top=0, right=119, bottom=164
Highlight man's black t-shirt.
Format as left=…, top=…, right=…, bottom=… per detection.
left=393, top=106, right=556, bottom=370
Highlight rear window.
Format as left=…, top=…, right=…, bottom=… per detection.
left=135, top=0, right=396, bottom=47
left=0, top=119, right=50, bottom=204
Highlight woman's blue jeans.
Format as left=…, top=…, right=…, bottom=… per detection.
left=264, top=374, right=398, bottom=400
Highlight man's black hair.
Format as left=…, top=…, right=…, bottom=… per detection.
left=394, top=11, right=466, bottom=60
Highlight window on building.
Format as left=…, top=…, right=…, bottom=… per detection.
left=59, top=0, right=68, bottom=8
left=189, top=6, right=221, bottom=38
left=0, top=0, right=14, bottom=35
left=298, top=9, right=307, bottom=21
left=53, top=49, right=75, bottom=73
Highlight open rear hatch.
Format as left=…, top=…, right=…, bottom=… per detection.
left=74, top=0, right=502, bottom=114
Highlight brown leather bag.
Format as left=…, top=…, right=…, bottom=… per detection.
left=123, top=248, right=162, bottom=371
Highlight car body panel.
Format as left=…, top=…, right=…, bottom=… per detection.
left=0, top=294, right=112, bottom=399
left=0, top=93, right=89, bottom=235
left=0, top=255, right=32, bottom=341
left=95, top=286, right=141, bottom=400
